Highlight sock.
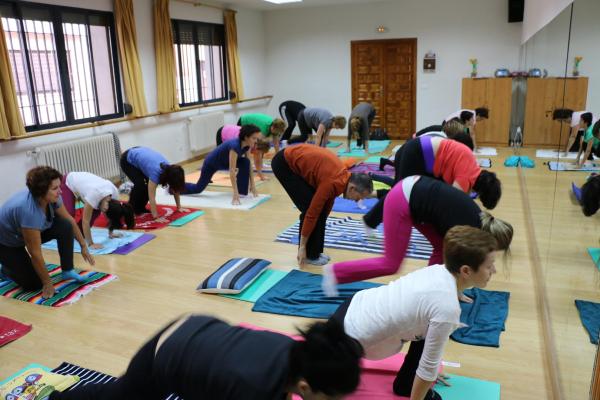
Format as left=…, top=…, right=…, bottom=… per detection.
left=321, top=264, right=339, bottom=297
left=61, top=269, right=86, bottom=283
left=320, top=253, right=331, bottom=262
left=306, top=255, right=329, bottom=266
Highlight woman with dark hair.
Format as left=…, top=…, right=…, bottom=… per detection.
left=49, top=315, right=363, bottom=400
left=120, top=147, right=186, bottom=222
left=60, top=171, right=134, bottom=249
left=0, top=167, right=95, bottom=299
left=216, top=124, right=272, bottom=181
left=581, top=174, right=600, bottom=216
left=323, top=176, right=513, bottom=301
left=278, top=100, right=306, bottom=143
left=552, top=109, right=593, bottom=154
left=574, top=118, right=600, bottom=168
left=186, top=124, right=261, bottom=205
left=365, top=134, right=502, bottom=228
left=443, top=107, right=489, bottom=150
left=327, top=226, right=500, bottom=400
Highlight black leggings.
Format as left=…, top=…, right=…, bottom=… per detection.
left=216, top=127, right=224, bottom=145
left=272, top=150, right=328, bottom=259
left=329, top=297, right=425, bottom=397
left=120, top=150, right=150, bottom=215
left=0, top=217, right=75, bottom=291
left=279, top=101, right=306, bottom=141
left=288, top=110, right=313, bottom=144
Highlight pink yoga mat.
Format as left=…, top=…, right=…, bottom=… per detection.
left=239, top=323, right=439, bottom=399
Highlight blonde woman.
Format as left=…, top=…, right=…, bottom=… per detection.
left=237, top=113, right=286, bottom=152
left=347, top=102, right=376, bottom=153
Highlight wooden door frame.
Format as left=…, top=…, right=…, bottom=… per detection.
left=351, top=38, right=417, bottom=136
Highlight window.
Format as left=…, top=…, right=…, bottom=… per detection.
left=172, top=19, right=227, bottom=106
left=0, top=1, right=123, bottom=132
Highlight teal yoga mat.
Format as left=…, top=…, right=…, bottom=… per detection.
left=338, top=140, right=391, bottom=156
left=435, top=374, right=500, bottom=400
left=220, top=269, right=289, bottom=303
left=364, top=156, right=382, bottom=163
left=326, top=141, right=342, bottom=148
left=169, top=210, right=205, bottom=226
left=587, top=248, right=600, bottom=269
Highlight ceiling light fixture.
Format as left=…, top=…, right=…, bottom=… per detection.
left=264, top=0, right=302, bottom=4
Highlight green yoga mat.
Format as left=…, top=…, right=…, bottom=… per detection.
left=220, top=269, right=289, bottom=303
left=435, top=374, right=500, bottom=400
left=587, top=248, right=600, bottom=269
left=364, top=156, right=382, bottom=163
left=326, top=141, right=342, bottom=148
left=169, top=210, right=205, bottom=227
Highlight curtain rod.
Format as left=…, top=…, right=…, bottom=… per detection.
left=172, top=0, right=234, bottom=12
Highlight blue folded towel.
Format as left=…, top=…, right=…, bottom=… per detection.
left=451, top=288, right=510, bottom=347
left=520, top=156, right=535, bottom=168
left=332, top=197, right=379, bottom=214
left=504, top=155, right=520, bottom=167
left=252, top=269, right=380, bottom=318
left=575, top=299, right=600, bottom=344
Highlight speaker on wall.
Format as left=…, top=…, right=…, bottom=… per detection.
left=508, top=0, right=524, bottom=23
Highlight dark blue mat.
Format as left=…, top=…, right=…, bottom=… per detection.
left=451, top=288, right=510, bottom=347
left=252, top=269, right=380, bottom=318
left=575, top=299, right=600, bottom=344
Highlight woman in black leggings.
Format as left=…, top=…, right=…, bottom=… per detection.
left=50, top=315, right=362, bottom=400
left=279, top=100, right=306, bottom=142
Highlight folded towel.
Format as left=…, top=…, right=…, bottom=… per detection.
left=575, top=299, right=600, bottom=344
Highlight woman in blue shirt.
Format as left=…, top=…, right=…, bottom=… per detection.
left=120, top=147, right=186, bottom=222
left=0, top=167, right=95, bottom=299
left=185, top=124, right=261, bottom=205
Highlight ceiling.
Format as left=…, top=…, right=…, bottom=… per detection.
left=201, top=0, right=391, bottom=11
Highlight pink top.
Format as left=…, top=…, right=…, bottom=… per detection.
left=221, top=124, right=241, bottom=141
left=433, top=140, right=480, bottom=192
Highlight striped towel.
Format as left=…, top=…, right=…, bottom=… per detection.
left=275, top=216, right=432, bottom=260
left=0, top=264, right=116, bottom=307
left=51, top=362, right=181, bottom=400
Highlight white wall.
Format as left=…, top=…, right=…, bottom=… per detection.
left=522, top=0, right=600, bottom=111
left=262, top=0, right=523, bottom=130
left=0, top=0, right=268, bottom=203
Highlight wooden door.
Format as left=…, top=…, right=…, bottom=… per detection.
left=523, top=78, right=588, bottom=147
left=351, top=39, right=416, bottom=139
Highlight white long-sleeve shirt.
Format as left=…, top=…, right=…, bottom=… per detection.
left=66, top=172, right=119, bottom=209
left=344, top=264, right=462, bottom=382
left=445, top=109, right=476, bottom=125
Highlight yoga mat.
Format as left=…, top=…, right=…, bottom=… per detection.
left=186, top=170, right=266, bottom=188
left=0, top=264, right=116, bottom=307
left=332, top=197, right=379, bottom=214
left=112, top=233, right=156, bottom=255
left=0, top=316, right=32, bottom=347
left=478, top=158, right=492, bottom=168
left=92, top=205, right=204, bottom=230
left=157, top=190, right=271, bottom=210
left=338, top=140, right=391, bottom=156
left=0, top=363, right=50, bottom=386
left=575, top=299, right=600, bottom=344
left=169, top=210, right=205, bottom=226
left=435, top=374, right=500, bottom=400
left=587, top=248, right=600, bottom=269
left=326, top=141, right=342, bottom=148
left=548, top=161, right=600, bottom=171
left=276, top=216, right=433, bottom=260
left=572, top=182, right=582, bottom=203
left=535, top=149, right=598, bottom=160
left=349, top=162, right=395, bottom=177
left=42, top=228, right=147, bottom=255
left=51, top=362, right=182, bottom=400
left=373, top=181, right=391, bottom=191
left=451, top=288, right=510, bottom=347
left=474, top=147, right=497, bottom=156
left=0, top=364, right=79, bottom=398
left=220, top=269, right=290, bottom=303
left=364, top=156, right=382, bottom=163
left=252, top=269, right=380, bottom=318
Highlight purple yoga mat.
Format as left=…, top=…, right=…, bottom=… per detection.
left=112, top=234, right=156, bottom=255
left=349, top=162, right=395, bottom=177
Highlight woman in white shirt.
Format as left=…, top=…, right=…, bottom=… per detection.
left=328, top=225, right=499, bottom=400
left=61, top=172, right=134, bottom=249
left=443, top=108, right=489, bottom=151
left=552, top=109, right=593, bottom=155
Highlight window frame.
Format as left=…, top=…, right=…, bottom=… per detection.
left=172, top=18, right=228, bottom=107
left=0, top=0, right=124, bottom=133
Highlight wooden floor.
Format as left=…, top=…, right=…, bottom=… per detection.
left=0, top=143, right=596, bottom=399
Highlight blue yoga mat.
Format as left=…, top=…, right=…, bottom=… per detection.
left=332, top=197, right=379, bottom=214
left=451, top=288, right=510, bottom=347
left=41, top=228, right=145, bottom=255
left=252, top=269, right=380, bottom=318
left=572, top=182, right=582, bottom=203
left=338, top=140, right=391, bottom=156
left=575, top=299, right=600, bottom=344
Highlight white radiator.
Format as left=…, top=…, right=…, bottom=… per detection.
left=31, top=133, right=122, bottom=182
left=188, top=112, right=224, bottom=152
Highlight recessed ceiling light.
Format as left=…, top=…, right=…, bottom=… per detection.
left=264, top=0, right=302, bottom=4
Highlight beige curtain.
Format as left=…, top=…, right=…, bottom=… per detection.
left=114, top=0, right=148, bottom=117
left=153, top=0, right=179, bottom=112
left=0, top=19, right=25, bottom=139
left=224, top=10, right=244, bottom=102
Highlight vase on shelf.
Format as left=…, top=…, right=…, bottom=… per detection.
left=573, top=56, right=583, bottom=77
left=469, top=58, right=478, bottom=78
